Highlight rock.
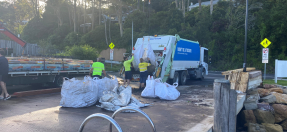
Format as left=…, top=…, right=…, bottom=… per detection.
left=283, top=89, right=287, bottom=94
left=247, top=88, right=259, bottom=95
left=276, top=85, right=284, bottom=89
left=272, top=93, right=287, bottom=104
left=248, top=123, right=266, bottom=132
left=242, top=110, right=257, bottom=127
left=244, top=95, right=259, bottom=110
left=257, top=103, right=275, bottom=113
left=264, top=84, right=277, bottom=89
left=280, top=120, right=287, bottom=131
left=260, top=95, right=277, bottom=103
left=262, top=123, right=283, bottom=132
left=258, top=88, right=271, bottom=97
left=270, top=88, right=284, bottom=94
left=272, top=104, right=287, bottom=123
left=253, top=109, right=275, bottom=124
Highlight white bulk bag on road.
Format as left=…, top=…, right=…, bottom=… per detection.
left=154, top=79, right=180, bottom=100
left=60, top=76, right=98, bottom=108
left=141, top=76, right=156, bottom=98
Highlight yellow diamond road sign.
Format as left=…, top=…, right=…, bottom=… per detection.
left=109, top=42, right=115, bottom=49
left=260, top=38, right=271, bottom=48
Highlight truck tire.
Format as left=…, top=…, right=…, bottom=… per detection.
left=200, top=69, right=205, bottom=81
left=53, top=75, right=64, bottom=87
left=180, top=70, right=187, bottom=85
left=173, top=72, right=180, bottom=84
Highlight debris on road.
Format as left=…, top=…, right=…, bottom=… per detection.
left=97, top=85, right=150, bottom=112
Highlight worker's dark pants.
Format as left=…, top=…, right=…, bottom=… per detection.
left=92, top=75, right=102, bottom=79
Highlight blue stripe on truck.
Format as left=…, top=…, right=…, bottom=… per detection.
left=173, top=39, right=200, bottom=61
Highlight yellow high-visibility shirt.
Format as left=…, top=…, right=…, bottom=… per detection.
left=92, top=62, right=105, bottom=76
left=124, top=56, right=134, bottom=71
left=138, top=62, right=151, bottom=72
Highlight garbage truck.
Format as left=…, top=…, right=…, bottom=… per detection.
left=120, top=34, right=209, bottom=85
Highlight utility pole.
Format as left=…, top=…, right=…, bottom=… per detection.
left=243, top=0, right=248, bottom=72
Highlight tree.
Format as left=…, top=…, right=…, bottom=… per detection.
left=74, top=0, right=77, bottom=32
left=47, top=0, right=65, bottom=27
left=198, top=0, right=201, bottom=11
left=83, top=0, right=86, bottom=33
left=98, top=0, right=101, bottom=25
left=92, top=0, right=95, bottom=30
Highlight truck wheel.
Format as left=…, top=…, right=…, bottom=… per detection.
left=173, top=72, right=180, bottom=84
left=180, top=70, right=187, bottom=85
left=53, top=75, right=64, bottom=87
left=200, top=69, right=205, bottom=81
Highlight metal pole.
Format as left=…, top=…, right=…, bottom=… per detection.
left=132, top=20, right=134, bottom=50
left=264, top=63, right=266, bottom=80
left=243, top=0, right=248, bottom=72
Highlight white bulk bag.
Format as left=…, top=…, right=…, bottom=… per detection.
left=154, top=79, right=180, bottom=100
left=141, top=75, right=156, bottom=98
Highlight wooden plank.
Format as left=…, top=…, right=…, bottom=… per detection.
left=231, top=71, right=239, bottom=82
left=229, top=89, right=237, bottom=132
left=230, top=82, right=236, bottom=90
left=214, top=79, right=232, bottom=132
left=239, top=72, right=249, bottom=84
left=221, top=82, right=230, bottom=132
left=248, top=75, right=262, bottom=90
left=238, top=83, right=248, bottom=93
left=213, top=81, right=222, bottom=132
left=221, top=67, right=256, bottom=75
left=237, top=94, right=246, bottom=115
left=249, top=71, right=262, bottom=79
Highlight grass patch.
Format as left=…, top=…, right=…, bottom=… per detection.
left=105, top=63, right=123, bottom=72
left=263, top=79, right=287, bottom=86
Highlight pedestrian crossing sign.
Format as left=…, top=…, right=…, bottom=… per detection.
left=109, top=42, right=115, bottom=49
left=260, top=38, right=271, bottom=48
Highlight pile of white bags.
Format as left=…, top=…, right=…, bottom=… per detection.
left=141, top=76, right=180, bottom=100
left=60, top=76, right=119, bottom=108
left=97, top=85, right=150, bottom=112
left=60, top=76, right=98, bottom=108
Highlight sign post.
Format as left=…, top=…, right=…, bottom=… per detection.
left=260, top=38, right=271, bottom=80
left=109, top=42, right=115, bottom=69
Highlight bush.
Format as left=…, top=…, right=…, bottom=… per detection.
left=65, top=45, right=99, bottom=61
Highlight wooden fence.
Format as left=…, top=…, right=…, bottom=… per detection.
left=0, top=39, right=40, bottom=56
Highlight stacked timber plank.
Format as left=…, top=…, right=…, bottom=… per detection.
left=7, top=57, right=93, bottom=72
left=221, top=67, right=262, bottom=93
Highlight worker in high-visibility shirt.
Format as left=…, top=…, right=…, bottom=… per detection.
left=123, top=53, right=134, bottom=86
left=138, top=58, right=151, bottom=90
left=89, top=58, right=106, bottom=79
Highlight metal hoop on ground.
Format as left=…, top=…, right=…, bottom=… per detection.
left=78, top=113, right=123, bottom=132
left=109, top=106, right=156, bottom=132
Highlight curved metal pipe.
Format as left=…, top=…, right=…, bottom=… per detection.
left=109, top=107, right=156, bottom=132
left=79, top=113, right=122, bottom=132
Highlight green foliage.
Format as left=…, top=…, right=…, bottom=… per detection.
left=263, top=80, right=287, bottom=86
left=65, top=45, right=99, bottom=61
left=4, top=0, right=286, bottom=73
